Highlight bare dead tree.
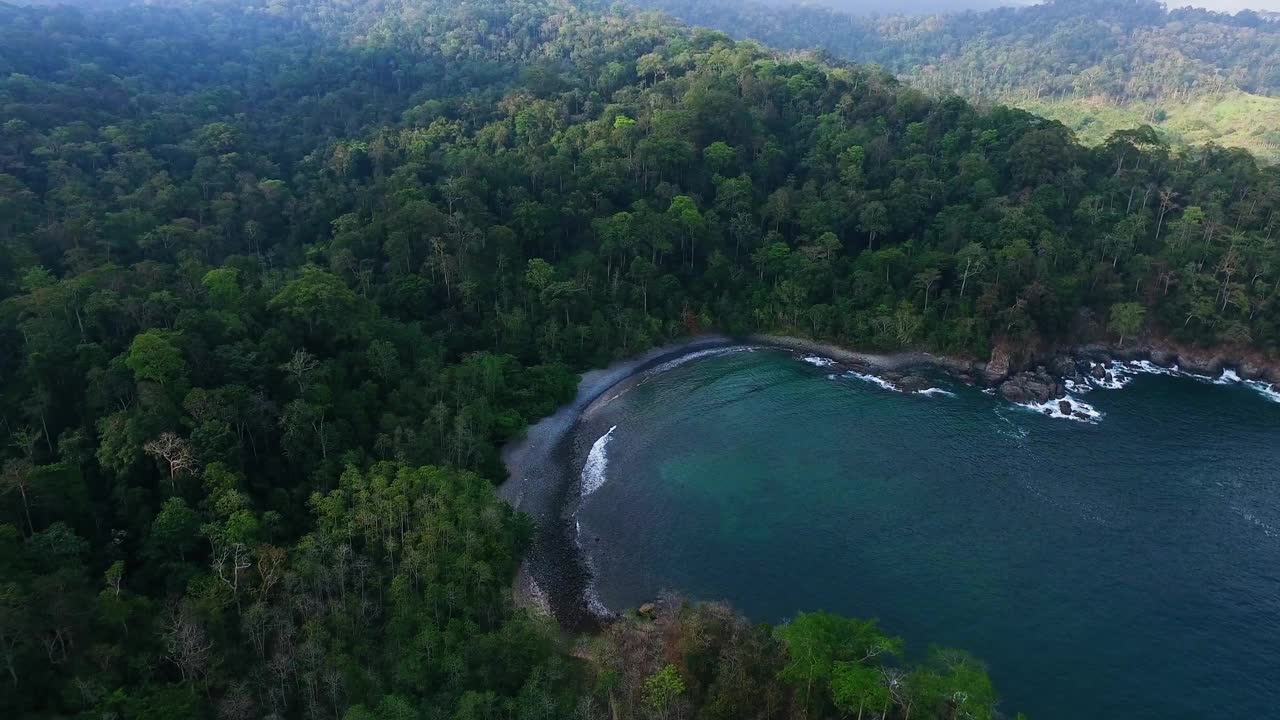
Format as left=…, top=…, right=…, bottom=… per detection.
left=163, top=604, right=212, bottom=684
left=213, top=542, right=253, bottom=608
left=143, top=432, right=196, bottom=493
left=218, top=681, right=256, bottom=720
left=255, top=545, right=287, bottom=598
left=281, top=350, right=320, bottom=397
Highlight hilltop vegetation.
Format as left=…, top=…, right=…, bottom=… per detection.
left=2, top=0, right=1280, bottom=718
left=627, top=0, right=1280, bottom=160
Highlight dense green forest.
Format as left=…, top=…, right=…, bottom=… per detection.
left=3, top=0, right=1280, bottom=717
left=625, top=0, right=1280, bottom=159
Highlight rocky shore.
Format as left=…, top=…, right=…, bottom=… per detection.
left=982, top=338, right=1280, bottom=403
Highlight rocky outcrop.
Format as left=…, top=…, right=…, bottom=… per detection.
left=1240, top=361, right=1267, bottom=381
left=984, top=343, right=1013, bottom=385
left=1064, top=340, right=1279, bottom=383
left=895, top=375, right=935, bottom=393
left=1049, top=355, right=1076, bottom=379
left=1174, top=349, right=1224, bottom=377
left=998, top=369, right=1060, bottom=404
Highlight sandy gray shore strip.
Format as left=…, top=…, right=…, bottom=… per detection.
left=747, top=334, right=979, bottom=376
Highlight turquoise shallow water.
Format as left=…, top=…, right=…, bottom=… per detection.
left=574, top=348, right=1280, bottom=720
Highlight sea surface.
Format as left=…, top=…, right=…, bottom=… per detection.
left=571, top=347, right=1280, bottom=720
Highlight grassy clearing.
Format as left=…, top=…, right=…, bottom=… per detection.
left=1016, top=91, right=1280, bottom=163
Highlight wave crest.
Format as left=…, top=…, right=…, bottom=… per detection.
left=1016, top=395, right=1103, bottom=423
left=581, top=426, right=618, bottom=498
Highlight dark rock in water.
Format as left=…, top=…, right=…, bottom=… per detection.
left=999, top=372, right=1059, bottom=404
left=1105, top=372, right=1114, bottom=382
left=1074, top=411, right=1092, bottom=420
left=1059, top=400, right=1073, bottom=415
left=897, top=375, right=934, bottom=393
left=1000, top=382, right=1031, bottom=403
left=1150, top=350, right=1176, bottom=368
left=637, top=602, right=656, bottom=618
left=1091, top=363, right=1107, bottom=379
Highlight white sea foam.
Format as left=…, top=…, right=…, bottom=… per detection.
left=800, top=354, right=838, bottom=367
left=1245, top=380, right=1280, bottom=404
left=647, top=346, right=754, bottom=376
left=1215, top=368, right=1242, bottom=385
left=916, top=387, right=956, bottom=398
left=580, top=426, right=617, bottom=497
left=846, top=371, right=902, bottom=392
left=1101, top=360, right=1280, bottom=404
left=1124, top=360, right=1181, bottom=376
left=1015, top=395, right=1102, bottom=423
left=1236, top=507, right=1278, bottom=539
left=572, top=517, right=618, bottom=619
left=1090, top=370, right=1133, bottom=390
left=1063, top=378, right=1088, bottom=393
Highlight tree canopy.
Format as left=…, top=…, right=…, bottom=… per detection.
left=3, top=0, right=1280, bottom=717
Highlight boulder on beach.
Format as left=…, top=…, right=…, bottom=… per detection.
left=1149, top=350, right=1177, bottom=368
left=638, top=602, right=656, bottom=618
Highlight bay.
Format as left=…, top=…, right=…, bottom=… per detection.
left=574, top=348, right=1280, bottom=720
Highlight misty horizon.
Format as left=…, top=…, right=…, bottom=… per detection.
left=772, top=0, right=1280, bottom=14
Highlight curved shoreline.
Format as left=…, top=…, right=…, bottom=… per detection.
left=500, top=335, right=736, bottom=627
left=498, top=334, right=983, bottom=626
left=499, top=333, right=1279, bottom=625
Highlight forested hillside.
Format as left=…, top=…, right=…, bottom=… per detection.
left=626, top=0, right=1280, bottom=159
left=2, top=0, right=1279, bottom=717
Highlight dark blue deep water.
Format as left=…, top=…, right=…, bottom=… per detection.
left=574, top=348, right=1280, bottom=720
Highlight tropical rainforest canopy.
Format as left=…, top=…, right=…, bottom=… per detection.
left=1, top=0, right=1278, bottom=718
left=628, top=0, right=1280, bottom=158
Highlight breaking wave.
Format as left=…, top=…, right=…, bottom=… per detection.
left=1083, top=360, right=1280, bottom=404
left=648, top=346, right=756, bottom=376
left=1015, top=395, right=1103, bottom=424
left=800, top=354, right=838, bottom=368
left=916, top=387, right=957, bottom=398
left=580, top=426, right=618, bottom=498
left=847, top=371, right=902, bottom=392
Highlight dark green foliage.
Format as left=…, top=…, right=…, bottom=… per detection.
left=626, top=0, right=1280, bottom=102
left=2, top=0, right=1279, bottom=717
